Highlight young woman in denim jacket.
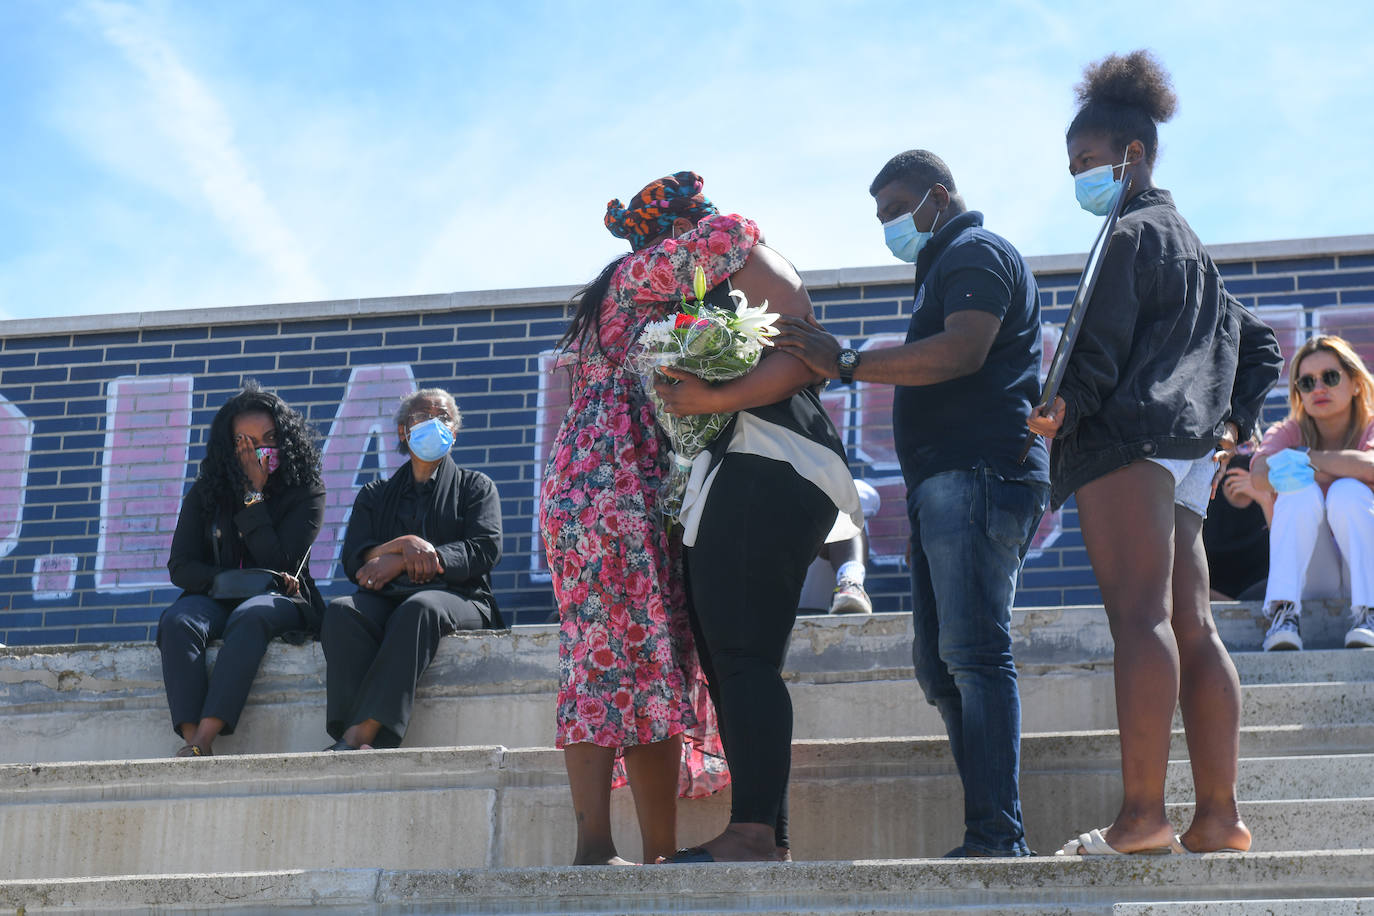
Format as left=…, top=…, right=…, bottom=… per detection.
left=1029, top=50, right=1281, bottom=856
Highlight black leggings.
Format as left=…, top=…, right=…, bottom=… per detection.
left=685, top=453, right=833, bottom=848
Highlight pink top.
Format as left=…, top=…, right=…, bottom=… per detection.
left=1258, top=416, right=1374, bottom=494
left=1257, top=416, right=1374, bottom=456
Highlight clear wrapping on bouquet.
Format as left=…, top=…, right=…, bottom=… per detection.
left=629, top=267, right=779, bottom=519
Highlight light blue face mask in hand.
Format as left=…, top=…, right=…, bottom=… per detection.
left=882, top=188, right=938, bottom=262
left=407, top=417, right=455, bottom=462
left=1266, top=447, right=1316, bottom=493
left=1074, top=149, right=1133, bottom=216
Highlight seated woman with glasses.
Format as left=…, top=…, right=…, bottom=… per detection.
left=1251, top=335, right=1374, bottom=651
left=320, top=388, right=504, bottom=750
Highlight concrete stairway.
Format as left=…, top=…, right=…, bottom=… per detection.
left=2, top=854, right=1373, bottom=914
left=2, top=601, right=1364, bottom=763
left=1, top=603, right=1371, bottom=913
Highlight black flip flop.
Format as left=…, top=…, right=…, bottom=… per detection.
left=323, top=739, right=360, bottom=751
left=664, top=846, right=715, bottom=863
left=175, top=744, right=210, bottom=758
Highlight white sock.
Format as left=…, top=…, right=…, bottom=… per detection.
left=835, top=561, right=865, bottom=587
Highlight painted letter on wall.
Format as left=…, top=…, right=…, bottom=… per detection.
left=95, top=375, right=193, bottom=591
left=0, top=394, right=33, bottom=558
left=314, top=364, right=417, bottom=582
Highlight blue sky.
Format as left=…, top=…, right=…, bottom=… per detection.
left=2, top=0, right=1371, bottom=321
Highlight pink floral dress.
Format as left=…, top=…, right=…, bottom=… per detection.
left=540, top=213, right=761, bottom=798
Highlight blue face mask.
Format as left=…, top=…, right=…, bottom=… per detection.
left=882, top=189, right=938, bottom=262
left=1074, top=150, right=1132, bottom=216
left=407, top=417, right=454, bottom=462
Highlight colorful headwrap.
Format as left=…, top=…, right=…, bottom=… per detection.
left=605, top=171, right=718, bottom=251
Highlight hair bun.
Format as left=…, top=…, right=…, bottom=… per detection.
left=1075, top=49, right=1177, bottom=124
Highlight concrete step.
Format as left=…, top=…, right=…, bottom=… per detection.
left=1175, top=754, right=1371, bottom=803
left=2, top=853, right=1372, bottom=915
left=3, top=614, right=1370, bottom=764
left=1114, top=901, right=1374, bottom=915
left=1165, top=798, right=1374, bottom=851
left=3, top=660, right=1367, bottom=766
left=1, top=737, right=1368, bottom=880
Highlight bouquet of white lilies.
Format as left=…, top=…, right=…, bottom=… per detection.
left=631, top=266, right=780, bottom=519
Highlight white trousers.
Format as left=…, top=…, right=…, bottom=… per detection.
left=1264, top=478, right=1374, bottom=609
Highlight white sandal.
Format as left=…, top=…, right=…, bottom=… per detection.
left=1055, top=827, right=1172, bottom=856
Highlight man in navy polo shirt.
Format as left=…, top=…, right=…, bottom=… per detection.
left=774, top=149, right=1050, bottom=857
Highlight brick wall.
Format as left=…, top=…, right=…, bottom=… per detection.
left=2, top=234, right=1372, bottom=645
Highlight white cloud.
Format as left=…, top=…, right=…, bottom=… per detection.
left=79, top=0, right=323, bottom=302
left=6, top=0, right=1372, bottom=319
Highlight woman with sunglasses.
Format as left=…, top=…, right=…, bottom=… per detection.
left=1251, top=335, right=1374, bottom=651
left=1028, top=50, right=1281, bottom=856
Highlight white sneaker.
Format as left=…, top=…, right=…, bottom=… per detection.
left=1262, top=601, right=1303, bottom=651
left=1346, top=606, right=1374, bottom=649
left=830, top=580, right=872, bottom=615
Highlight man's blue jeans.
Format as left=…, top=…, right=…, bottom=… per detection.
left=908, top=466, right=1048, bottom=856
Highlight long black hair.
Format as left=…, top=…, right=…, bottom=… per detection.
left=1066, top=49, right=1178, bottom=166
left=196, top=380, right=322, bottom=513
left=556, top=253, right=631, bottom=366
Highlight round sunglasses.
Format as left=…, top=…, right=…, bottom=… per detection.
left=1296, top=368, right=1344, bottom=394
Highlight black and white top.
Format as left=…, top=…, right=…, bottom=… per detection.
left=678, top=387, right=863, bottom=547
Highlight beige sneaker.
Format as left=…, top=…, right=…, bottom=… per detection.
left=829, top=581, right=872, bottom=615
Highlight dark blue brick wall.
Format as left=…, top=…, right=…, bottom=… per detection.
left=0, top=240, right=1371, bottom=644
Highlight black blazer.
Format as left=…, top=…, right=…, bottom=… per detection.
left=166, top=478, right=328, bottom=629
left=340, top=456, right=504, bottom=627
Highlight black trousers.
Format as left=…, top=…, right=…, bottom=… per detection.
left=685, top=454, right=833, bottom=849
left=158, top=593, right=307, bottom=735
left=321, top=589, right=488, bottom=747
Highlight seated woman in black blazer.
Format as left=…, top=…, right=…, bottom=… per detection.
left=322, top=388, right=505, bottom=750
left=161, top=382, right=325, bottom=757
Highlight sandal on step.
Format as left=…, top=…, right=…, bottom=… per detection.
left=175, top=744, right=210, bottom=758
left=1171, top=834, right=1246, bottom=854
left=1055, top=827, right=1172, bottom=856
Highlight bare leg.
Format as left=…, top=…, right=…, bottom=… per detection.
left=623, top=734, right=683, bottom=864
left=827, top=530, right=866, bottom=568
left=1075, top=462, right=1179, bottom=852
left=564, top=742, right=632, bottom=865
left=342, top=718, right=381, bottom=749
left=1170, top=506, right=1252, bottom=852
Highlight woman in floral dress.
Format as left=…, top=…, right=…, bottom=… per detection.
left=540, top=171, right=757, bottom=865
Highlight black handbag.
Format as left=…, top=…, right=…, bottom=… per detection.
left=208, top=568, right=285, bottom=600
left=208, top=550, right=310, bottom=601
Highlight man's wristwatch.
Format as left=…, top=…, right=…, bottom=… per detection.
left=243, top=490, right=264, bottom=507
left=836, top=348, right=860, bottom=384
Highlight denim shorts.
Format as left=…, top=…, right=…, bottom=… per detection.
left=1147, top=455, right=1215, bottom=518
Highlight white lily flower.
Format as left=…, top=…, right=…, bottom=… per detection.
left=728, top=289, right=780, bottom=346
